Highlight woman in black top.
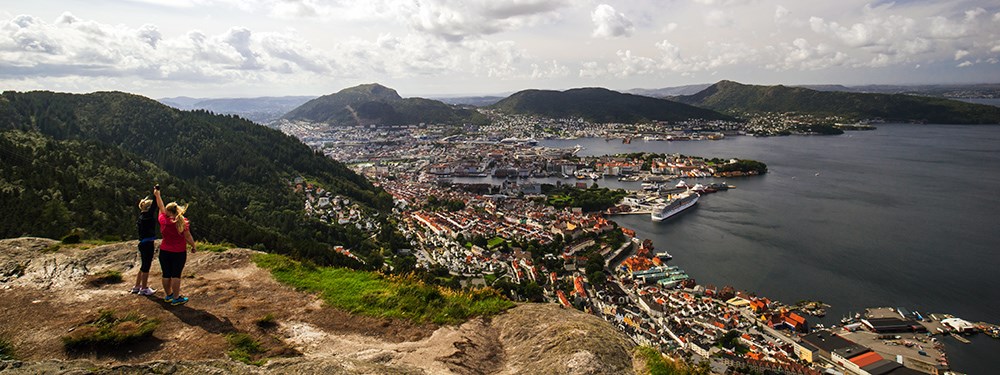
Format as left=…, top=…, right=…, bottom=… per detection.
left=132, top=196, right=158, bottom=295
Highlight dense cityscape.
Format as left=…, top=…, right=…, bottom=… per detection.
left=275, top=112, right=997, bottom=375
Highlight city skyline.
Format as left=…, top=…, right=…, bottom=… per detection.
left=1, top=0, right=999, bottom=98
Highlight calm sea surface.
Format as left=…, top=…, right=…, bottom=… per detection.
left=462, top=125, right=1000, bottom=372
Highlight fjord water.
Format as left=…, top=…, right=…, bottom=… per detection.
left=541, top=124, right=1000, bottom=372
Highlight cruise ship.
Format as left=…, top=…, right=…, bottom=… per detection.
left=651, top=191, right=699, bottom=221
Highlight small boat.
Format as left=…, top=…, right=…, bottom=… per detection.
left=675, top=180, right=689, bottom=189
left=708, top=182, right=730, bottom=191
left=642, top=183, right=659, bottom=191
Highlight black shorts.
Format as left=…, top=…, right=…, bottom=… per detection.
left=138, top=241, right=155, bottom=272
left=159, top=250, right=187, bottom=278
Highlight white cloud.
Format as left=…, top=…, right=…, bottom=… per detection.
left=965, top=8, right=986, bottom=21
left=530, top=60, right=569, bottom=79
left=774, top=6, right=789, bottom=23
left=957, top=61, right=973, bottom=68
left=954, top=49, right=969, bottom=60
left=591, top=4, right=634, bottom=38
left=664, top=22, right=678, bottom=32
left=400, top=0, right=567, bottom=41
left=704, top=10, right=733, bottom=28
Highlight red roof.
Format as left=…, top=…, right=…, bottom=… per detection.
left=849, top=351, right=883, bottom=368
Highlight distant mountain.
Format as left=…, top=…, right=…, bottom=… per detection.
left=0, top=90, right=393, bottom=267
left=433, top=96, right=505, bottom=107
left=625, top=84, right=713, bottom=98
left=281, top=83, right=488, bottom=126
left=798, top=83, right=1000, bottom=99
left=159, top=96, right=315, bottom=123
left=675, top=80, right=1000, bottom=124
left=490, top=87, right=731, bottom=123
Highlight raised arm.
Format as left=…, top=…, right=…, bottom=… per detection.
left=153, top=186, right=166, bottom=213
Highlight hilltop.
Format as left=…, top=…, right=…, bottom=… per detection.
left=490, top=87, right=732, bottom=123
left=675, top=80, right=1000, bottom=124
left=281, top=84, right=488, bottom=126
left=0, top=90, right=392, bottom=267
left=0, top=237, right=638, bottom=374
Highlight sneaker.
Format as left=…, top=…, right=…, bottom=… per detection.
left=164, top=294, right=174, bottom=303
left=129, top=286, right=141, bottom=294
left=170, top=296, right=189, bottom=306
left=139, top=287, right=157, bottom=296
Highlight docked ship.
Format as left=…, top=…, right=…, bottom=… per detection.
left=651, top=191, right=699, bottom=221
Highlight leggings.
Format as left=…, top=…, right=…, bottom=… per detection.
left=159, top=250, right=187, bottom=278
left=137, top=241, right=155, bottom=272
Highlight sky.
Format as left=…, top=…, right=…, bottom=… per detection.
left=1, top=0, right=999, bottom=98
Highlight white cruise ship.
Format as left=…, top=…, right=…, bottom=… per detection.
left=651, top=191, right=699, bottom=221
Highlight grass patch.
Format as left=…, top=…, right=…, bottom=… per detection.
left=226, top=332, right=266, bottom=366
left=486, top=237, right=506, bottom=249
left=198, top=241, right=235, bottom=253
left=0, top=338, right=15, bottom=360
left=62, top=310, right=159, bottom=351
left=253, top=253, right=514, bottom=325
left=84, top=270, right=123, bottom=287
left=634, top=346, right=708, bottom=375
left=255, top=313, right=277, bottom=329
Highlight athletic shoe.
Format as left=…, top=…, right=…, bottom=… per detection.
left=129, top=286, right=141, bottom=294
left=164, top=294, right=174, bottom=303
left=170, top=296, right=189, bottom=306
left=139, top=287, right=157, bottom=296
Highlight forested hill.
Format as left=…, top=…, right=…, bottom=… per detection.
left=675, top=80, right=1000, bottom=124
left=490, top=87, right=733, bottom=123
left=281, top=83, right=488, bottom=126
left=0, top=90, right=394, bottom=267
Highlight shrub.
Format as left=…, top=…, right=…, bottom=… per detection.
left=226, top=333, right=266, bottom=365
left=63, top=310, right=159, bottom=351
left=61, top=231, right=82, bottom=244
left=0, top=338, right=14, bottom=360
left=255, top=313, right=277, bottom=329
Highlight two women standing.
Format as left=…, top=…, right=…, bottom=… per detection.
left=132, top=186, right=196, bottom=306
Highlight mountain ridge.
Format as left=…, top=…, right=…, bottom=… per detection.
left=676, top=80, right=1000, bottom=124
left=490, top=87, right=732, bottom=123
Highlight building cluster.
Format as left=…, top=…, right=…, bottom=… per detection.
left=294, top=177, right=379, bottom=233
left=742, top=112, right=848, bottom=135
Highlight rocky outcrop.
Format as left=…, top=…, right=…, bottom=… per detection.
left=495, top=304, right=635, bottom=374
left=0, top=238, right=637, bottom=374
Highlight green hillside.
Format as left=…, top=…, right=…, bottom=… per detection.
left=0, top=90, right=395, bottom=267
left=490, top=87, right=732, bottom=123
left=675, top=80, right=1000, bottom=124
left=281, top=83, right=488, bottom=126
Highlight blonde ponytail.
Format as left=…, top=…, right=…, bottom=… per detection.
left=138, top=197, right=153, bottom=212
left=165, top=202, right=188, bottom=233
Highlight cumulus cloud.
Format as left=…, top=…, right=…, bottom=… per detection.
left=0, top=12, right=548, bottom=87
left=530, top=60, right=570, bottom=79
left=774, top=6, right=790, bottom=23
left=398, top=0, right=567, bottom=41
left=957, top=61, right=973, bottom=67
left=954, top=49, right=969, bottom=60
left=591, top=4, right=634, bottom=38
